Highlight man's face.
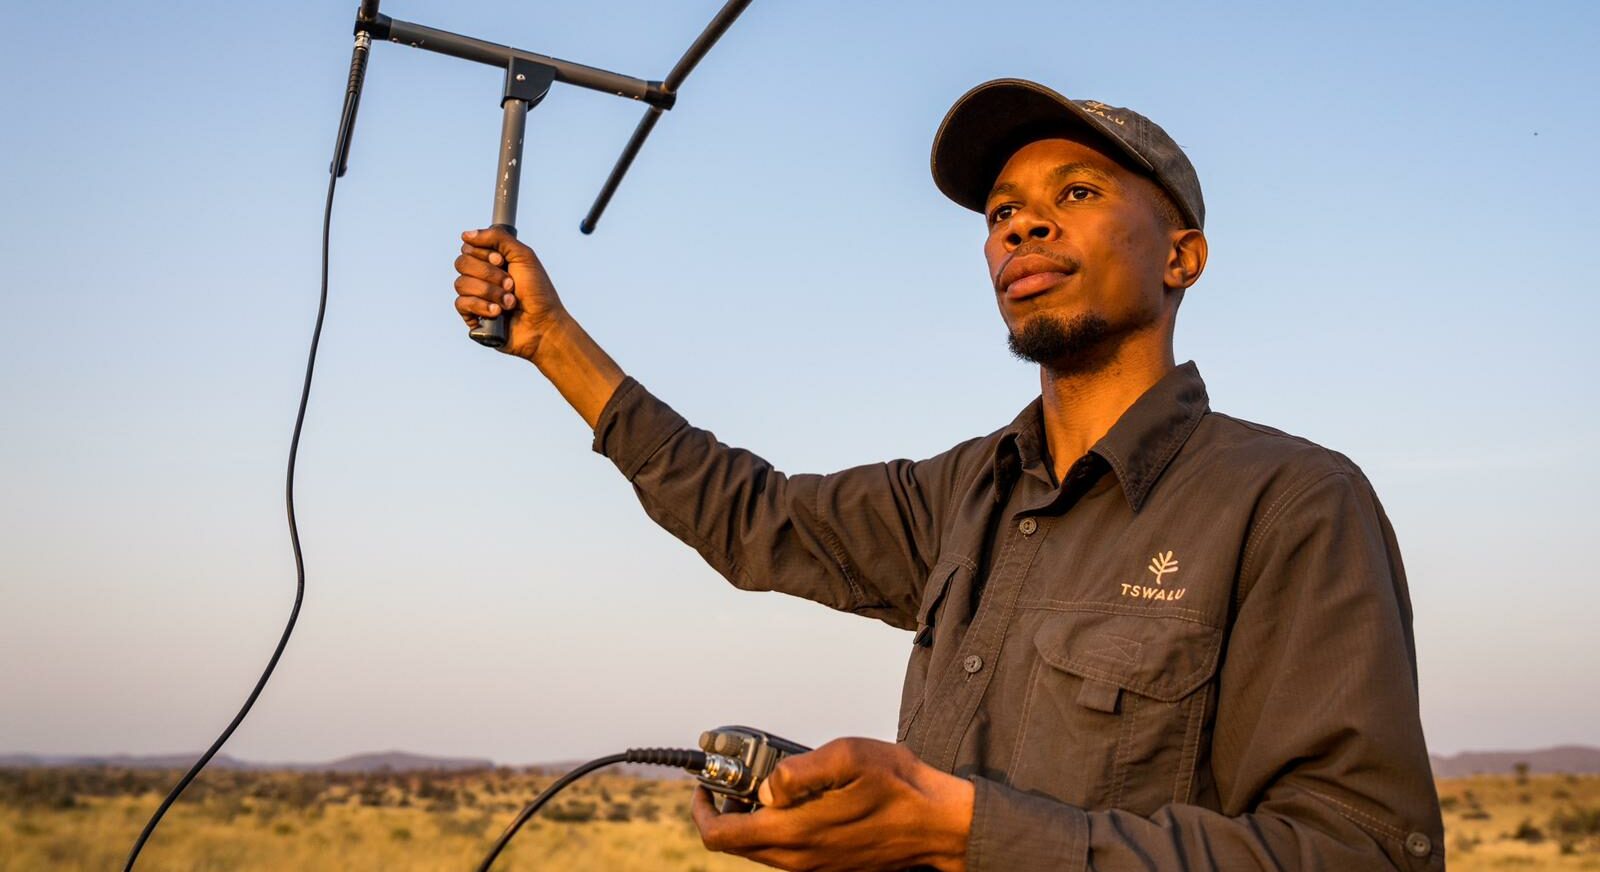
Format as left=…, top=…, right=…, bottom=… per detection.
left=983, top=136, right=1178, bottom=371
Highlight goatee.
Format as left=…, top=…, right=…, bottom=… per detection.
left=1007, top=313, right=1118, bottom=375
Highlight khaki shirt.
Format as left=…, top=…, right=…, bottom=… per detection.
left=593, top=362, right=1444, bottom=870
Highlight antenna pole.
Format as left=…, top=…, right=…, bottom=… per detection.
left=470, top=58, right=556, bottom=348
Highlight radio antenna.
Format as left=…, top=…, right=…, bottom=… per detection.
left=357, top=0, right=755, bottom=345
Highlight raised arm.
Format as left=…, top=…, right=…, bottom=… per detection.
left=451, top=226, right=980, bottom=626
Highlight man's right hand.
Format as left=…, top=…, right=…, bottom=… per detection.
left=453, top=226, right=567, bottom=363
left=451, top=226, right=626, bottom=428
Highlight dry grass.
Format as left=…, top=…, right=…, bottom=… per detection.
left=1441, top=773, right=1600, bottom=870
left=0, top=767, right=757, bottom=871
left=4, top=767, right=1598, bottom=869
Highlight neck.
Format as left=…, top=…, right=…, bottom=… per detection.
left=1038, top=337, right=1175, bottom=482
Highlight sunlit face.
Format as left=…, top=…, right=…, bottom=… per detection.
left=983, top=136, right=1179, bottom=367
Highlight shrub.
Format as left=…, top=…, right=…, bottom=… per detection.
left=544, top=800, right=597, bottom=823
left=1549, top=805, right=1600, bottom=837
left=1511, top=818, right=1543, bottom=843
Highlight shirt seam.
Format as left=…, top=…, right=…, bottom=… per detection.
left=1236, top=470, right=1350, bottom=607
left=1301, top=785, right=1412, bottom=848
left=812, top=483, right=868, bottom=610
left=1014, top=599, right=1219, bottom=629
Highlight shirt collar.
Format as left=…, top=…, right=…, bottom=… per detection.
left=991, top=362, right=1211, bottom=512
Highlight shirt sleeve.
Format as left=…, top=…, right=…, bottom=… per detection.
left=965, top=468, right=1445, bottom=871
left=591, top=377, right=981, bottom=629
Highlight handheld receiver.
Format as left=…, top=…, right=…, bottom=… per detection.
left=695, top=725, right=812, bottom=812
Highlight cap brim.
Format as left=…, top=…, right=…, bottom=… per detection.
left=931, top=79, right=1155, bottom=214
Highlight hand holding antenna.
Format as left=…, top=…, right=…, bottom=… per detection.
left=455, top=227, right=565, bottom=362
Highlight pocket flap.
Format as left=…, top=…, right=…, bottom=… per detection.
left=912, top=561, right=960, bottom=647
left=1033, top=610, right=1221, bottom=702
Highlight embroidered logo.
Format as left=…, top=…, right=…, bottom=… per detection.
left=1080, top=100, right=1127, bottom=126
left=1121, top=550, right=1187, bottom=602
left=1148, top=551, right=1178, bottom=584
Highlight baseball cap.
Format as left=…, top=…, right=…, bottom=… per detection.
left=930, top=79, right=1205, bottom=230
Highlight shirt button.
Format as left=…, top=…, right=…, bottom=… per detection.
left=1405, top=832, right=1432, bottom=857
left=1018, top=517, right=1038, bottom=536
left=962, top=654, right=984, bottom=674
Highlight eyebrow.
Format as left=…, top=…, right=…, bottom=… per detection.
left=987, top=161, right=1119, bottom=204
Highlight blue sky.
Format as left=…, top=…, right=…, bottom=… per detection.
left=1, top=1, right=1596, bottom=765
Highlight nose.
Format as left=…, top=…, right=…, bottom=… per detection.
left=1004, top=209, right=1058, bottom=250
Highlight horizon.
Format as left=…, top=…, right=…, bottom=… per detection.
left=2, top=1, right=1597, bottom=767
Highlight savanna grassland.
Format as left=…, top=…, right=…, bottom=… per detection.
left=0, top=767, right=757, bottom=871
left=3, top=767, right=1598, bottom=870
left=1442, top=773, right=1600, bottom=870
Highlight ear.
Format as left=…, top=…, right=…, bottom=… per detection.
left=1163, top=229, right=1208, bottom=292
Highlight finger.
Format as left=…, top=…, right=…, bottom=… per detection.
left=455, top=294, right=501, bottom=320
left=459, top=242, right=506, bottom=267
left=454, top=253, right=513, bottom=291
left=762, top=741, right=864, bottom=809
left=693, top=787, right=736, bottom=851
left=461, top=227, right=537, bottom=266
left=694, top=788, right=797, bottom=855
left=453, top=274, right=506, bottom=303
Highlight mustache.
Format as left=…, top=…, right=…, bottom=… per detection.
left=993, top=244, right=1081, bottom=291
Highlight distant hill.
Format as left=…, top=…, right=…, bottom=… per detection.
left=1430, top=745, right=1600, bottom=778
left=12, top=745, right=1595, bottom=778
left=0, top=750, right=491, bottom=773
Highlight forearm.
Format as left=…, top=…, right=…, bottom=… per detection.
left=966, top=778, right=1428, bottom=872
left=526, top=310, right=626, bottom=430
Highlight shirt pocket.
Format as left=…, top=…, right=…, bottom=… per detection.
left=897, top=560, right=960, bottom=742
left=1007, top=608, right=1222, bottom=814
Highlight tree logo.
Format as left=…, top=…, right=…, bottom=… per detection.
left=1147, top=551, right=1179, bottom=586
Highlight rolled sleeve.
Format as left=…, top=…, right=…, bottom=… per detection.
left=591, top=376, right=688, bottom=480
left=966, top=776, right=1087, bottom=872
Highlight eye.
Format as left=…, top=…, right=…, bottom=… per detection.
left=987, top=204, right=1017, bottom=226
left=1061, top=185, right=1095, bottom=203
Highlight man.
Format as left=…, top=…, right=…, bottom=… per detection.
left=450, top=79, right=1444, bottom=870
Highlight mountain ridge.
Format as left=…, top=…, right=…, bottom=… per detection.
left=5, top=745, right=1597, bottom=777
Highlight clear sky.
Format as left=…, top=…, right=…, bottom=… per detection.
left=1, top=1, right=1596, bottom=766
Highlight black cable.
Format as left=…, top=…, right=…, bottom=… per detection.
left=121, top=39, right=369, bottom=871
left=476, top=748, right=707, bottom=872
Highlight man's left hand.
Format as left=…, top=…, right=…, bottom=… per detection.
left=692, top=737, right=974, bottom=872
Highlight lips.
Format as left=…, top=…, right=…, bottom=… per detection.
left=996, top=253, right=1077, bottom=301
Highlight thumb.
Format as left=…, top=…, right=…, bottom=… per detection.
left=758, top=741, right=857, bottom=809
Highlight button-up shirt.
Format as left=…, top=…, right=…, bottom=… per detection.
left=593, top=362, right=1444, bottom=870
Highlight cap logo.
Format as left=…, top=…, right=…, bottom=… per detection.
left=1080, top=100, right=1126, bottom=126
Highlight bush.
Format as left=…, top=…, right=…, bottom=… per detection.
left=544, top=800, right=597, bottom=823
left=1511, top=818, right=1543, bottom=843
left=1549, top=805, right=1600, bottom=837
